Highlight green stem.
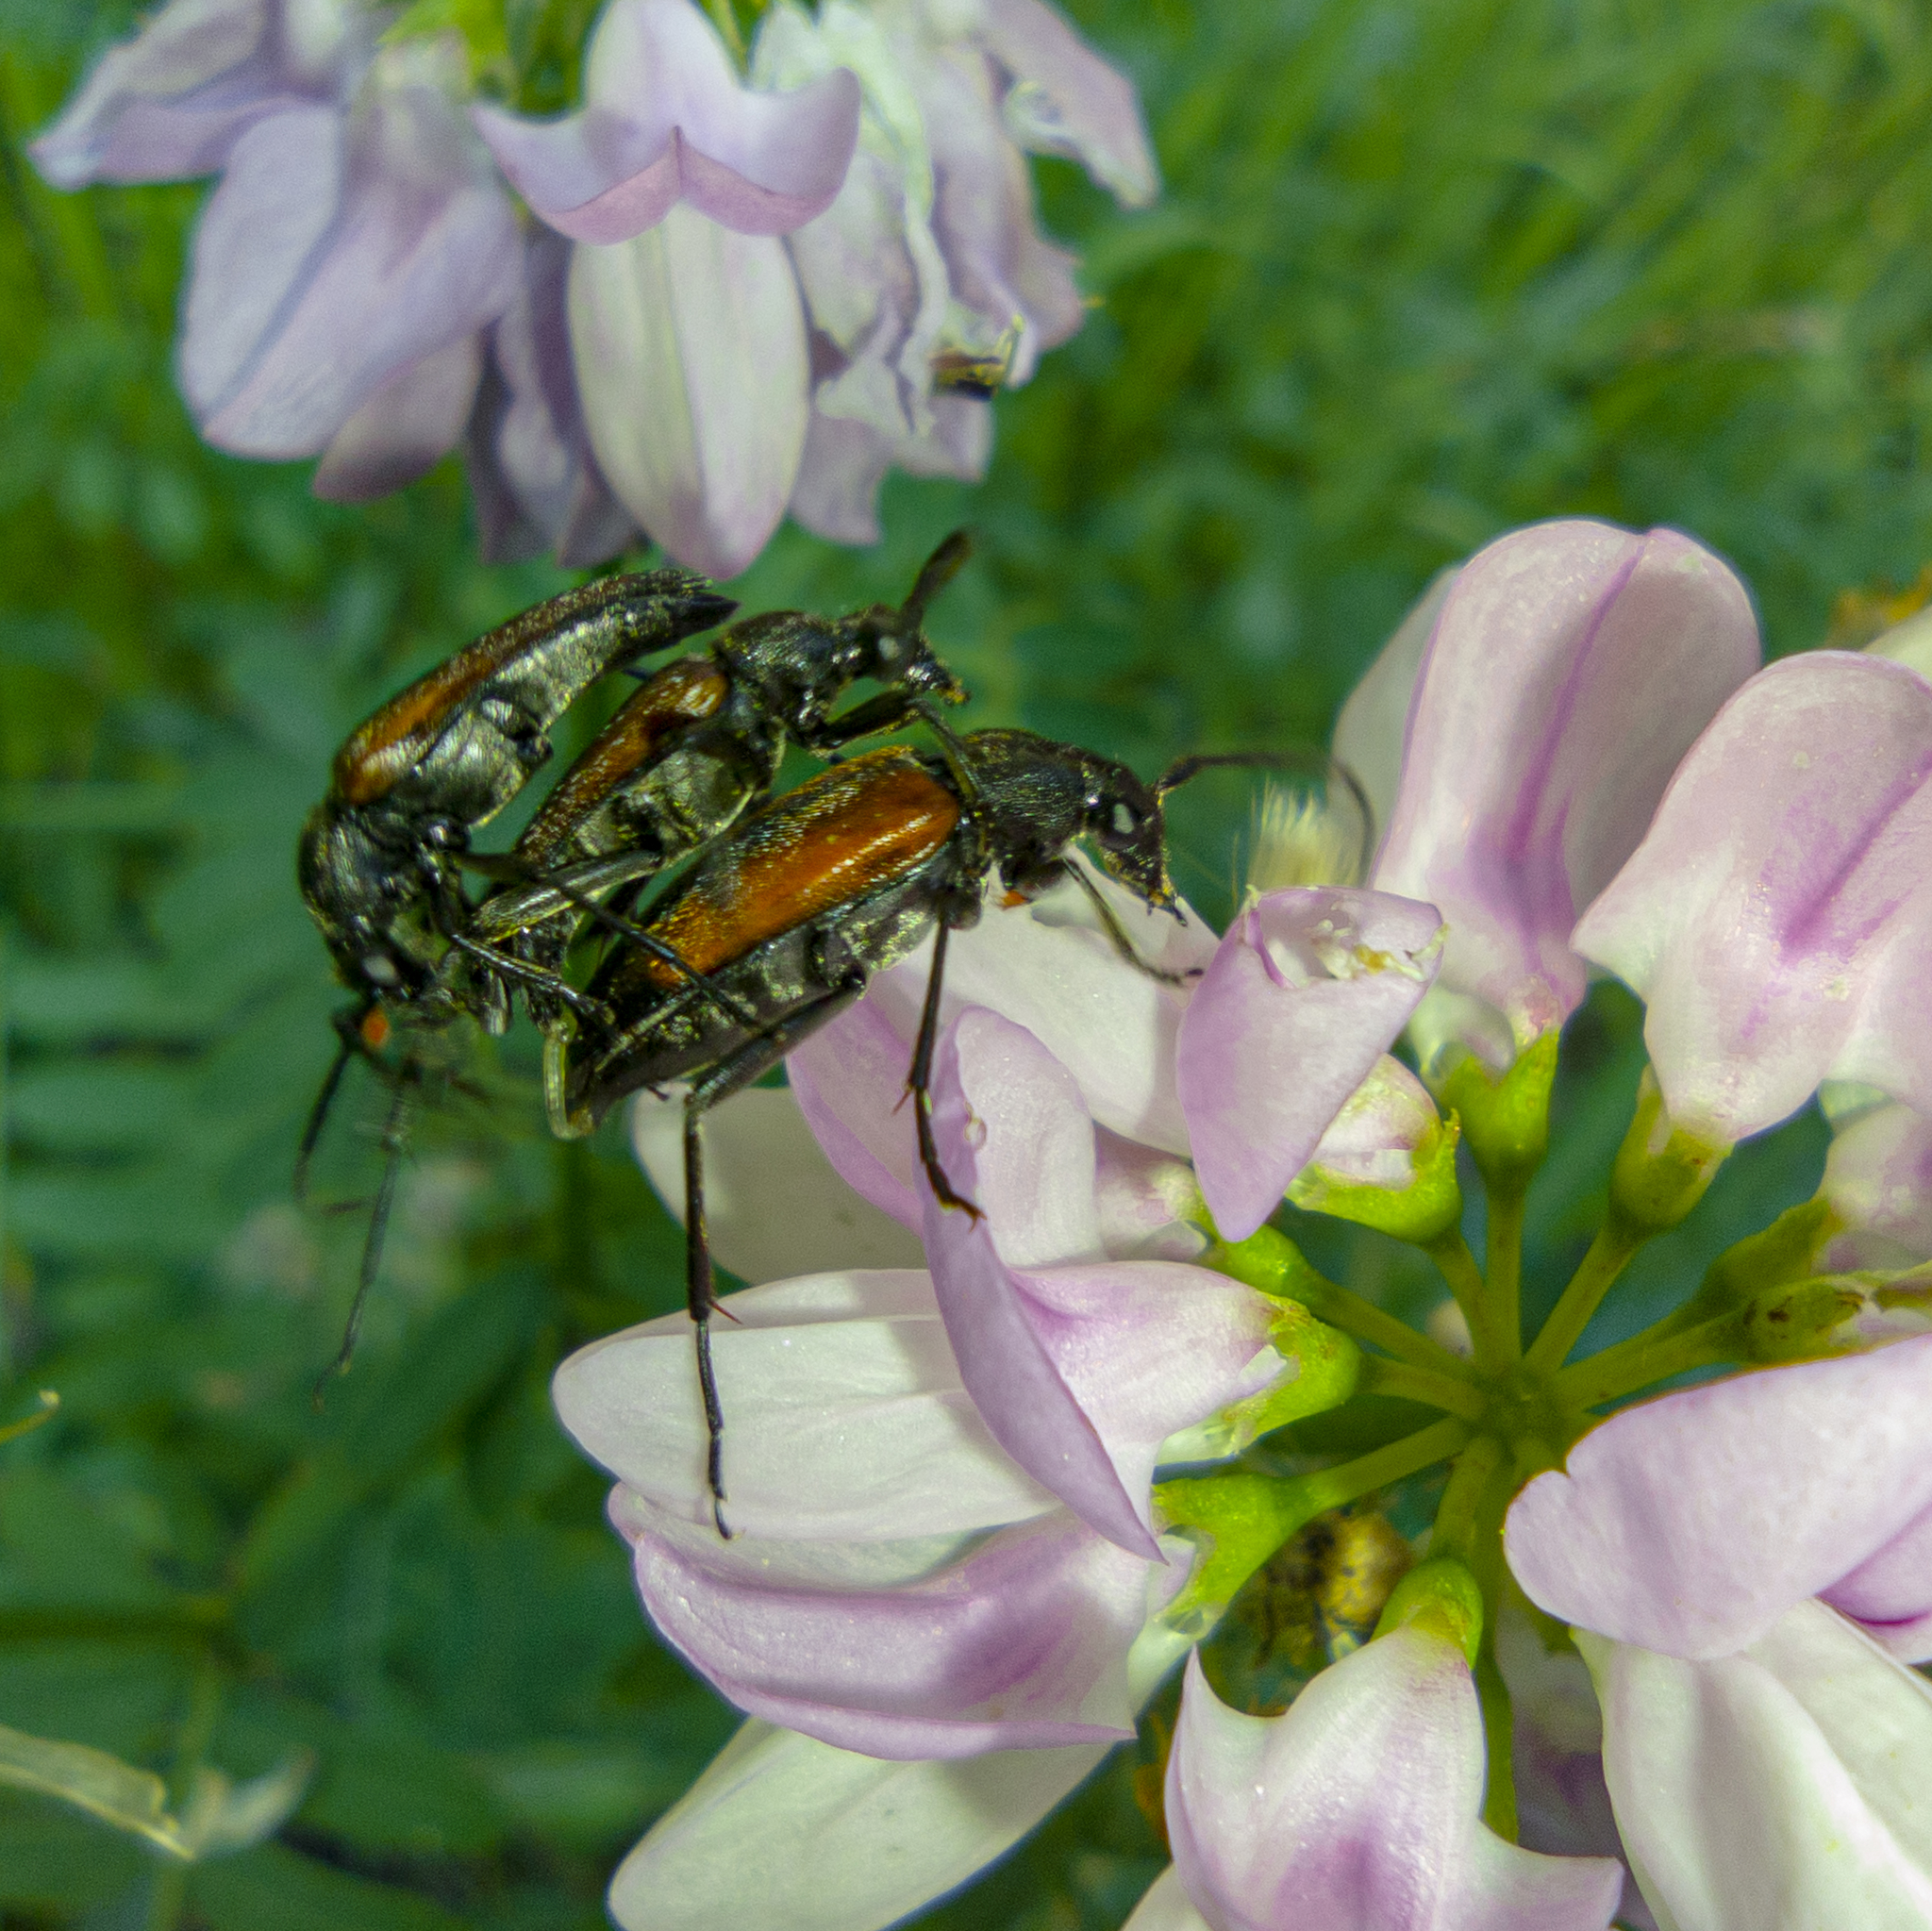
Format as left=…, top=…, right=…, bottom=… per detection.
left=1298, top=1414, right=1474, bottom=1517
left=1555, top=1311, right=1742, bottom=1411
left=1425, top=1232, right=1514, bottom=1372
left=1295, top=1275, right=1479, bottom=1380
left=1426, top=1435, right=1504, bottom=1564
left=1359, top=1357, right=1488, bottom=1422
left=1485, top=1184, right=1526, bottom=1362
left=1524, top=1221, right=1643, bottom=1373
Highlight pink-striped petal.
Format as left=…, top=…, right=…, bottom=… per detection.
left=1374, top=521, right=1759, bottom=1061
left=921, top=1011, right=1277, bottom=1557
left=1574, top=651, right=1932, bottom=1143
left=613, top=1493, right=1152, bottom=1758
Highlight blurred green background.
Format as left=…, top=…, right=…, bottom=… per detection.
left=1, top=0, right=1926, bottom=1923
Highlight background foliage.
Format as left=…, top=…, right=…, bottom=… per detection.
left=1, top=0, right=1928, bottom=1923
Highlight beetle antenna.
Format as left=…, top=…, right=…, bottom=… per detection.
left=897, top=529, right=974, bottom=631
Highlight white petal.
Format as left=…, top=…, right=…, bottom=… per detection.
left=608, top=1718, right=1106, bottom=1931
left=629, top=1085, right=924, bottom=1282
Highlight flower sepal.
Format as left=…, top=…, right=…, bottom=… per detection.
left=1371, top=1556, right=1484, bottom=1665
left=1290, top=1107, right=1463, bottom=1244
left=1153, top=1472, right=1336, bottom=1640
left=1158, top=1301, right=1362, bottom=1463
left=1438, top=1028, right=1557, bottom=1191
left=1609, top=1065, right=1727, bottom=1237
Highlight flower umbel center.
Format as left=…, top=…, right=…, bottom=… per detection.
left=1157, top=1023, right=1882, bottom=1837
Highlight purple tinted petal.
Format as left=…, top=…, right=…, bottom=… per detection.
left=978, top=0, right=1157, bottom=207
left=1167, top=1644, right=1622, bottom=1931
left=475, top=0, right=858, bottom=242
left=858, top=869, right=1214, bottom=1155
left=30, top=0, right=359, bottom=189
left=569, top=205, right=808, bottom=576
left=555, top=1270, right=1054, bottom=1540
left=788, top=996, right=923, bottom=1229
left=921, top=42, right=1081, bottom=383
left=1824, top=1499, right=1932, bottom=1661
left=1506, top=1337, right=1932, bottom=1658
left=1093, top=1130, right=1205, bottom=1260
left=608, top=1722, right=1108, bottom=1931
left=1375, top=521, right=1759, bottom=1053
left=311, top=332, right=480, bottom=500
left=616, top=1496, right=1150, bottom=1757
left=1177, top=887, right=1443, bottom=1240
left=473, top=102, right=683, bottom=243
left=921, top=1011, right=1275, bottom=1556
left=1823, top=1100, right=1932, bottom=1272
left=1498, top=1610, right=1653, bottom=1927
left=1574, top=652, right=1932, bottom=1142
left=1304, top=1055, right=1440, bottom=1190
left=789, top=396, right=991, bottom=545
left=183, top=50, right=520, bottom=458
left=465, top=226, right=642, bottom=564
left=1332, top=564, right=1460, bottom=857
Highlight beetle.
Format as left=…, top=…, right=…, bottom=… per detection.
left=549, top=727, right=1275, bottom=1531
left=295, top=569, right=736, bottom=1379
left=458, top=532, right=974, bottom=1092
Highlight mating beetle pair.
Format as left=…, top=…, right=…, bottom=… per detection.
left=298, top=538, right=1275, bottom=1529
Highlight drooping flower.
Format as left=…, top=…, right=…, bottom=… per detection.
left=36, top=0, right=1158, bottom=575
left=1341, top=520, right=1760, bottom=1076
left=34, top=6, right=522, bottom=495
left=29, top=0, right=366, bottom=188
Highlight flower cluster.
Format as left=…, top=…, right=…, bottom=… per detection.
left=33, top=0, right=1155, bottom=575
left=559, top=515, right=1932, bottom=1931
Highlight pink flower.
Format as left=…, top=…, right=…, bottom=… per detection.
left=1578, top=1602, right=1932, bottom=1930
left=1574, top=651, right=1932, bottom=1145
left=1505, top=1336, right=1932, bottom=1664
left=1341, top=521, right=1760, bottom=1074
left=1130, top=1643, right=1622, bottom=1931
left=1176, top=886, right=1443, bottom=1240
left=1821, top=1096, right=1932, bottom=1272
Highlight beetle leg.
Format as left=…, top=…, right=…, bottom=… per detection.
left=906, top=921, right=983, bottom=1220
left=445, top=929, right=613, bottom=1025
left=313, top=1054, right=421, bottom=1405
left=679, top=984, right=869, bottom=1536
left=1058, top=860, right=1195, bottom=987
left=460, top=850, right=764, bottom=1032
